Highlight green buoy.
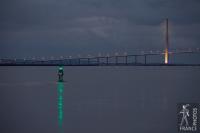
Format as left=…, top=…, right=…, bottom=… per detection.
left=58, top=66, right=64, bottom=82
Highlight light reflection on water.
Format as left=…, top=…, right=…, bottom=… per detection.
left=0, top=66, right=200, bottom=133
left=57, top=81, right=64, bottom=133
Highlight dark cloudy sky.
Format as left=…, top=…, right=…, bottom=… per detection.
left=0, top=0, right=200, bottom=58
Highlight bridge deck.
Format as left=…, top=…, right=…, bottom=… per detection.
left=0, top=50, right=200, bottom=66
left=0, top=63, right=200, bottom=66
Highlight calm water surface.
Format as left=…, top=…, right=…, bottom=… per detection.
left=0, top=66, right=200, bottom=133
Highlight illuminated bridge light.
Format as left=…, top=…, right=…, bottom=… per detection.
left=164, top=49, right=169, bottom=64
left=164, top=18, right=169, bottom=64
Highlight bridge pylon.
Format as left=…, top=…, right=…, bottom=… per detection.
left=164, top=18, right=169, bottom=64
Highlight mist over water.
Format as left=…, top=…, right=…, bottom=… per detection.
left=0, top=66, right=200, bottom=133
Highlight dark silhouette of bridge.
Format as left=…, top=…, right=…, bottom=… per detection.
left=0, top=48, right=200, bottom=66
left=1, top=19, right=200, bottom=66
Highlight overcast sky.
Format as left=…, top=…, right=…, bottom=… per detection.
left=0, top=0, right=200, bottom=58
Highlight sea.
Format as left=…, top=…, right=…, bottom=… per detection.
left=0, top=66, right=200, bottom=133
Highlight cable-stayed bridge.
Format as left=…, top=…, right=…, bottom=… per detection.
left=1, top=19, right=199, bottom=66
left=0, top=48, right=200, bottom=66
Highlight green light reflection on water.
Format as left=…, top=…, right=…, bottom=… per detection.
left=57, top=81, right=64, bottom=132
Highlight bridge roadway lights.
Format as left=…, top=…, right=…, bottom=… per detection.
left=1, top=50, right=200, bottom=66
